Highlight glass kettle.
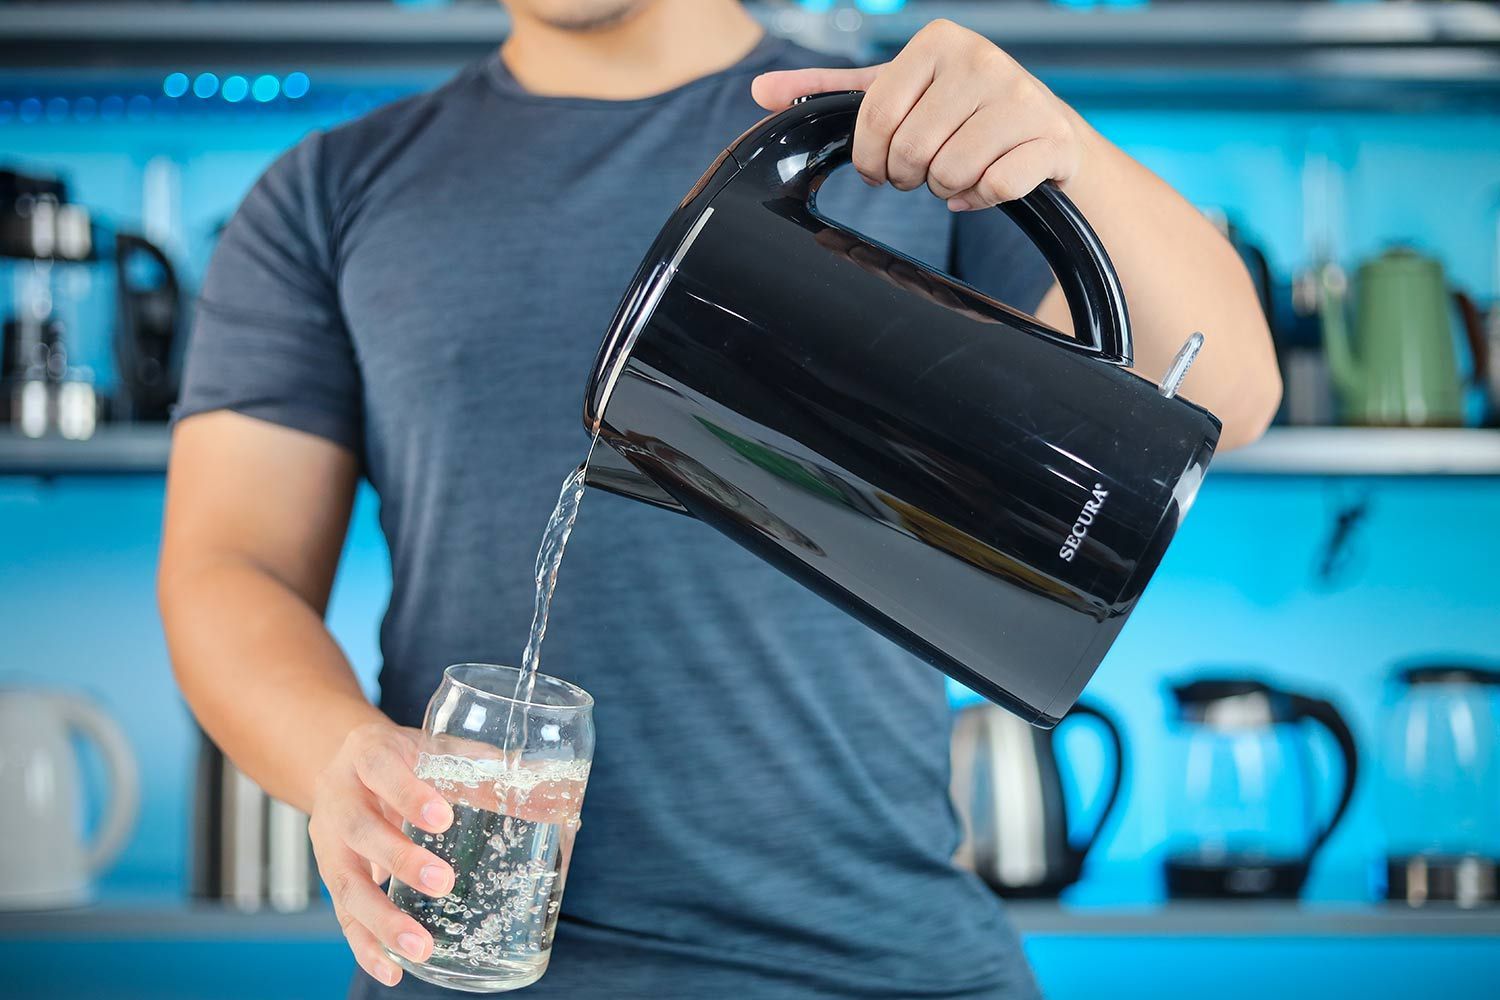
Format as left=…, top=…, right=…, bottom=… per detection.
left=1163, top=676, right=1359, bottom=899
left=1380, top=663, right=1500, bottom=907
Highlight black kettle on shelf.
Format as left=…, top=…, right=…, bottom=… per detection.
left=951, top=699, right=1126, bottom=896
left=1162, top=675, right=1359, bottom=900
left=579, top=91, right=1221, bottom=727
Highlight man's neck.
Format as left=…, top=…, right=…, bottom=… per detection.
left=501, top=0, right=764, bottom=100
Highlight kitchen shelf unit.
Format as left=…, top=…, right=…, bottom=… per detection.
left=1, top=2, right=1497, bottom=109
left=5, top=899, right=1499, bottom=941
left=4, top=426, right=1500, bottom=479
left=0, top=425, right=171, bottom=476
left=1211, top=427, right=1500, bottom=477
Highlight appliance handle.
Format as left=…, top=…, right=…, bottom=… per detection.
left=1059, top=701, right=1126, bottom=862
left=1289, top=694, right=1359, bottom=861
left=53, top=693, right=140, bottom=874
left=1453, top=289, right=1488, bottom=389
left=114, top=233, right=182, bottom=309
left=769, top=91, right=1133, bottom=366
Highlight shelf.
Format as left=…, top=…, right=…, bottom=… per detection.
left=4, top=427, right=1500, bottom=479
left=6, top=899, right=1499, bottom=941
left=1214, top=427, right=1500, bottom=477
left=1006, top=900, right=1500, bottom=937
left=0, top=425, right=171, bottom=476
left=0, top=3, right=1497, bottom=107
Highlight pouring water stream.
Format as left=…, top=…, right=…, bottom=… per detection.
left=502, top=433, right=600, bottom=756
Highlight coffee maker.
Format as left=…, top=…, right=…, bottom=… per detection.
left=1, top=168, right=98, bottom=438
left=1, top=167, right=184, bottom=436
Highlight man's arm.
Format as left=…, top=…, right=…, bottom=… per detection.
left=1029, top=141, right=1280, bottom=452
left=160, top=411, right=373, bottom=806
left=159, top=411, right=453, bottom=988
left=752, top=19, right=1281, bottom=451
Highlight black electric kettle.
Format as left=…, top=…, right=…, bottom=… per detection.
left=582, top=92, right=1221, bottom=726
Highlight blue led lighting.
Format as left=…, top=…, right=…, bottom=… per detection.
left=283, top=72, right=310, bottom=100
left=0, top=101, right=14, bottom=123
left=18, top=98, right=41, bottom=123
left=222, top=75, right=249, bottom=103
left=45, top=97, right=69, bottom=121
left=75, top=96, right=97, bottom=121
left=100, top=95, right=125, bottom=120
left=192, top=73, right=220, bottom=99
left=252, top=75, right=281, bottom=103
left=127, top=94, right=152, bottom=119
left=163, top=72, right=189, bottom=98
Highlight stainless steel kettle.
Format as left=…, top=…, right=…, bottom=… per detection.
left=950, top=699, right=1125, bottom=896
left=582, top=92, right=1220, bottom=726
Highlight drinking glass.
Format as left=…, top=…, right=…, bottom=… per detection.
left=387, top=663, right=594, bottom=992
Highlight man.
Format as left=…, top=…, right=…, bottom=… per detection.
left=160, top=1, right=1279, bottom=997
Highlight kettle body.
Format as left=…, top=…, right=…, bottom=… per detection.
left=1163, top=676, right=1359, bottom=899
left=1380, top=663, right=1500, bottom=907
left=950, top=699, right=1125, bottom=896
left=1319, top=248, right=1488, bottom=427
left=0, top=689, right=139, bottom=909
left=583, top=92, right=1220, bottom=726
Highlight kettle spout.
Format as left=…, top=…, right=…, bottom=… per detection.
left=580, top=442, right=690, bottom=515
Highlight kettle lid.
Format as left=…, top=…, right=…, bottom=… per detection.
left=1170, top=674, right=1297, bottom=726
left=1396, top=662, right=1500, bottom=687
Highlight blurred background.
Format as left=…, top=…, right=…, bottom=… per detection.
left=1, top=1, right=1498, bottom=997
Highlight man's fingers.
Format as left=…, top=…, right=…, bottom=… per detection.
left=749, top=64, right=883, bottom=112
left=884, top=74, right=981, bottom=193
left=947, top=138, right=1056, bottom=211
left=927, top=104, right=1033, bottom=200
left=853, top=53, right=935, bottom=187
left=353, top=737, right=453, bottom=833
left=336, top=906, right=403, bottom=989
left=341, top=801, right=454, bottom=899
left=324, top=851, right=436, bottom=967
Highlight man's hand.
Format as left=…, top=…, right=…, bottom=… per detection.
left=310, top=722, right=456, bottom=988
left=752, top=19, right=1090, bottom=212
left=750, top=18, right=1281, bottom=449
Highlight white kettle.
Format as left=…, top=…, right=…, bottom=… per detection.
left=0, top=688, right=139, bottom=909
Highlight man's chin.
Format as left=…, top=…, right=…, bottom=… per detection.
left=529, top=0, right=649, bottom=32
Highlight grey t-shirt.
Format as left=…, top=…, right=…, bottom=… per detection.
left=180, top=35, right=1051, bottom=1000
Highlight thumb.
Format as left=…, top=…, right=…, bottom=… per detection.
left=750, top=64, right=885, bottom=112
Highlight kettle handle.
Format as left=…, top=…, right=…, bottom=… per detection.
left=54, top=694, right=140, bottom=874
left=1288, top=693, right=1359, bottom=862
left=1453, top=289, right=1489, bottom=389
left=741, top=91, right=1134, bottom=366
left=1060, top=701, right=1126, bottom=863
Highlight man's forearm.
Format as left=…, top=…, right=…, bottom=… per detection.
left=1051, top=119, right=1282, bottom=449
left=161, top=555, right=386, bottom=812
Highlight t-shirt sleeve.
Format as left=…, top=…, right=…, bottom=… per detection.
left=948, top=204, right=1057, bottom=316
left=175, top=132, right=363, bottom=458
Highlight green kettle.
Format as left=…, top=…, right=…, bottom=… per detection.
left=1319, top=248, right=1487, bottom=427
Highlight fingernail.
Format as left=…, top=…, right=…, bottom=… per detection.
left=378, top=962, right=400, bottom=987
left=398, top=932, right=426, bottom=962
left=420, top=801, right=450, bottom=830
left=947, top=197, right=973, bottom=212
left=420, top=864, right=450, bottom=892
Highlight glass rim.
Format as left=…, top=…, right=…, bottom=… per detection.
left=442, top=662, right=594, bottom=711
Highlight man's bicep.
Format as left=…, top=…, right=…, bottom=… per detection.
left=162, top=410, right=358, bottom=613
